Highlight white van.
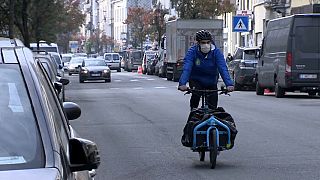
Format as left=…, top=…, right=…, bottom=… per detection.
left=30, top=41, right=59, bottom=53
left=103, top=53, right=121, bottom=72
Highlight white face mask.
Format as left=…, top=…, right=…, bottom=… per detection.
left=200, top=44, right=211, bottom=54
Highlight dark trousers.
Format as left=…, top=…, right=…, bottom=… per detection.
left=189, top=80, right=218, bottom=110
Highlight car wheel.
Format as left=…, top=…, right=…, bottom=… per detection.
left=256, top=80, right=264, bottom=95
left=69, top=72, right=72, bottom=76
left=79, top=79, right=84, bottom=83
left=117, top=68, right=121, bottom=72
left=105, top=79, right=111, bottom=83
left=275, top=81, right=285, bottom=98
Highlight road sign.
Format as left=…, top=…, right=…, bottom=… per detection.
left=232, top=16, right=249, bottom=32
left=236, top=10, right=253, bottom=18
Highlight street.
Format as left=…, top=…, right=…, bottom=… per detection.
left=66, top=71, right=320, bottom=180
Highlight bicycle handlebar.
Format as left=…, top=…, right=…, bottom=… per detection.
left=184, top=88, right=231, bottom=96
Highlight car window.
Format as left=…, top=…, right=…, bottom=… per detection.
left=85, top=60, right=106, bottom=66
left=132, top=52, right=142, bottom=59
left=62, top=56, right=72, bottom=63
left=70, top=58, right=84, bottom=64
left=104, top=54, right=112, bottom=61
left=0, top=65, right=44, bottom=170
left=36, top=57, right=58, bottom=76
left=41, top=62, right=54, bottom=81
left=112, top=54, right=120, bottom=60
left=52, top=54, right=62, bottom=65
left=296, top=26, right=320, bottom=53
left=234, top=49, right=243, bottom=59
left=244, top=50, right=258, bottom=60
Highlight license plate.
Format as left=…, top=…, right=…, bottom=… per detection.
left=91, top=73, right=100, bottom=77
left=299, top=74, right=317, bottom=79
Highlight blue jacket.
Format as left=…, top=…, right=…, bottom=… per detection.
left=179, top=44, right=233, bottom=87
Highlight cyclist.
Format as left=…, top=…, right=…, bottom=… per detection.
left=178, top=30, right=234, bottom=110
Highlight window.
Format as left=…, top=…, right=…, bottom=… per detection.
left=234, top=49, right=243, bottom=59
left=0, top=65, right=44, bottom=170
left=296, top=26, right=320, bottom=53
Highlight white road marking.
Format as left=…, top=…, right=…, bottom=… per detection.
left=154, top=87, right=167, bottom=89
left=114, top=80, right=122, bottom=82
left=146, top=78, right=155, bottom=81
left=110, top=88, right=120, bottom=90
left=8, top=83, right=24, bottom=112
left=130, top=79, right=139, bottom=82
left=133, top=87, right=143, bottom=90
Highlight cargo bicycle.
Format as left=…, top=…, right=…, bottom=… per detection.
left=183, top=88, right=236, bottom=169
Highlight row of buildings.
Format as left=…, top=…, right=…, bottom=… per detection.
left=79, top=0, right=320, bottom=55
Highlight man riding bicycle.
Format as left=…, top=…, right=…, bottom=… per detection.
left=178, top=30, right=234, bottom=110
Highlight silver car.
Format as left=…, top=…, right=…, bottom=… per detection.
left=0, top=38, right=100, bottom=179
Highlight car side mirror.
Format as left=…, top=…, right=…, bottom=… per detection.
left=54, top=82, right=63, bottom=94
left=69, top=138, right=100, bottom=172
left=59, top=77, right=69, bottom=85
left=59, top=64, right=63, bottom=69
left=63, top=102, right=81, bottom=120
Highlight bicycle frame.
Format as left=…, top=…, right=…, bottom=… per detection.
left=192, top=115, right=231, bottom=150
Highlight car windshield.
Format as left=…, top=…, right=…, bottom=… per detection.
left=85, top=60, right=106, bottom=66
left=70, top=58, right=84, bottom=64
left=0, top=65, right=43, bottom=170
left=104, top=54, right=112, bottom=61
left=132, top=52, right=142, bottom=59
left=113, top=54, right=120, bottom=60
left=243, top=49, right=258, bottom=60
left=62, top=56, right=72, bottom=62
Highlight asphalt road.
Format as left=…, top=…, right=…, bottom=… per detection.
left=66, top=70, right=320, bottom=180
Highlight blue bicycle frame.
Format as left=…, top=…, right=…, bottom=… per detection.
left=192, top=115, right=231, bottom=150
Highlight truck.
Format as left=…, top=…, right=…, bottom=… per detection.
left=164, top=19, right=224, bottom=82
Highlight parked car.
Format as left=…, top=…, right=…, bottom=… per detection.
left=256, top=14, right=320, bottom=97
left=142, top=51, right=158, bottom=75
left=61, top=53, right=74, bottom=71
left=103, top=52, right=121, bottom=72
left=68, top=57, right=86, bottom=75
left=48, top=52, right=64, bottom=77
left=227, top=47, right=260, bottom=90
left=124, top=50, right=143, bottom=72
left=0, top=38, right=100, bottom=179
left=155, top=49, right=167, bottom=77
left=33, top=51, right=68, bottom=102
left=79, top=58, right=111, bottom=83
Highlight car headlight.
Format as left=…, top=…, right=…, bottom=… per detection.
left=103, top=69, right=109, bottom=73
left=81, top=70, right=88, bottom=74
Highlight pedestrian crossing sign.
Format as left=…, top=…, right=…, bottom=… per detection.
left=232, top=16, right=249, bottom=32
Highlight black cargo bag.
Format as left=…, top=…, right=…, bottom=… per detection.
left=181, top=107, right=238, bottom=149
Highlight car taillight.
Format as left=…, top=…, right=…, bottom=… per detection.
left=286, top=52, right=292, bottom=73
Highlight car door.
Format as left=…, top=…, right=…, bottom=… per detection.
left=35, top=61, right=75, bottom=180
